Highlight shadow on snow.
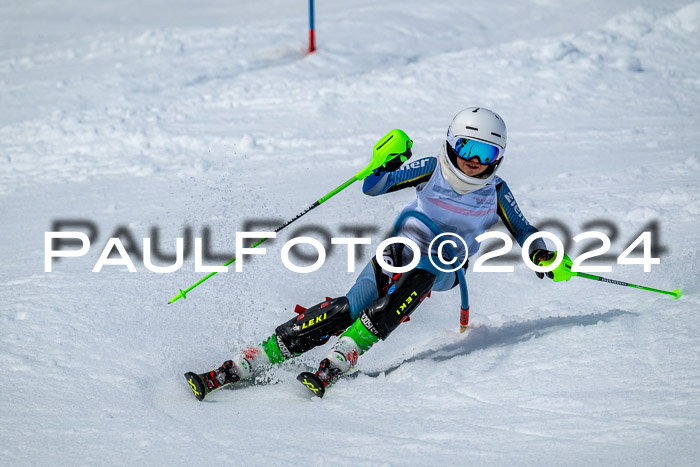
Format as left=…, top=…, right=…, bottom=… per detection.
left=361, top=308, right=635, bottom=378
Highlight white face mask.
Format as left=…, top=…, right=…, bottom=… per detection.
left=439, top=145, right=492, bottom=194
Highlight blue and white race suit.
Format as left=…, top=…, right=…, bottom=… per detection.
left=345, top=155, right=545, bottom=320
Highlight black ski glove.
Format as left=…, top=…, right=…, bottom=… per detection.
left=531, top=249, right=556, bottom=279
left=381, top=148, right=412, bottom=172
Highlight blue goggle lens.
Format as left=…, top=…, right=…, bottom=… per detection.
left=453, top=138, right=500, bottom=165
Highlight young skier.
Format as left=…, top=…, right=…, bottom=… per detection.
left=185, top=107, right=556, bottom=400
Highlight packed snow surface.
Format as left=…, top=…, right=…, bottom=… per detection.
left=1, top=0, right=699, bottom=465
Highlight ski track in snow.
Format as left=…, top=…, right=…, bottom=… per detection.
left=1, top=0, right=700, bottom=464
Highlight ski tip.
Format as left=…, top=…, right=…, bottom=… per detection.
left=297, top=372, right=325, bottom=398
left=184, top=372, right=206, bottom=401
left=672, top=288, right=682, bottom=300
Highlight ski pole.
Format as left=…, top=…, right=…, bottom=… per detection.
left=572, top=272, right=681, bottom=299
left=168, top=129, right=413, bottom=304
left=540, top=253, right=682, bottom=299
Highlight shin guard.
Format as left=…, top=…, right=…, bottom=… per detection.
left=275, top=296, right=353, bottom=356
left=362, top=268, right=435, bottom=340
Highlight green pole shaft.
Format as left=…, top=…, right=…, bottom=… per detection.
left=168, top=127, right=413, bottom=305
left=168, top=176, right=358, bottom=304
left=574, top=272, right=681, bottom=299
left=319, top=177, right=357, bottom=204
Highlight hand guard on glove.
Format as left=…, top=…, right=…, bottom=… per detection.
left=381, top=148, right=412, bottom=172
left=531, top=249, right=556, bottom=279
left=531, top=249, right=575, bottom=282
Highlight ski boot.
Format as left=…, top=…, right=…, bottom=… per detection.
left=184, top=360, right=240, bottom=401
left=297, top=357, right=344, bottom=398
left=297, top=307, right=385, bottom=398
left=297, top=331, right=366, bottom=398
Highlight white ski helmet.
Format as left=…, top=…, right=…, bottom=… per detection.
left=444, top=107, right=507, bottom=186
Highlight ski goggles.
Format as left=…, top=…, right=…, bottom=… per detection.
left=448, top=137, right=501, bottom=165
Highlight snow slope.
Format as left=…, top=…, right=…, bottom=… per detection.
left=1, top=0, right=699, bottom=465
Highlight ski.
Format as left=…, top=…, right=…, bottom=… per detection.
left=184, top=360, right=241, bottom=401
left=297, top=371, right=326, bottom=398
left=184, top=372, right=209, bottom=401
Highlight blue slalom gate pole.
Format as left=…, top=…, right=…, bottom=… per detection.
left=309, top=0, right=316, bottom=53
